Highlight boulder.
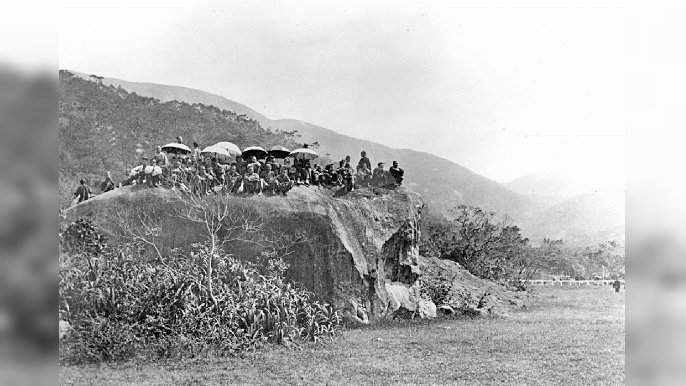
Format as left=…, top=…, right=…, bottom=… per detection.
left=64, top=185, right=424, bottom=320
left=417, top=299, right=437, bottom=319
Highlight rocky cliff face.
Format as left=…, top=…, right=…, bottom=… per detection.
left=64, top=185, right=425, bottom=320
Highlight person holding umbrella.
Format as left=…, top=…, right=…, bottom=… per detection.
left=289, top=147, right=319, bottom=185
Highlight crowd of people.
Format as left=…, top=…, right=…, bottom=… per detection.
left=75, top=136, right=405, bottom=204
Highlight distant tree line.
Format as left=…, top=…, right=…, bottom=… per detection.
left=420, top=204, right=625, bottom=285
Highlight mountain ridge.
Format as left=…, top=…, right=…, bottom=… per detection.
left=66, top=70, right=623, bottom=246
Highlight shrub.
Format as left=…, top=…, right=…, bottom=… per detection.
left=60, top=218, right=108, bottom=257
left=59, top=239, right=341, bottom=363
left=419, top=277, right=453, bottom=307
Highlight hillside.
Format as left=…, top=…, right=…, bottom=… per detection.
left=506, top=170, right=625, bottom=246
left=521, top=190, right=625, bottom=246
left=63, top=71, right=624, bottom=245
left=71, top=72, right=536, bottom=221
left=59, top=70, right=301, bottom=208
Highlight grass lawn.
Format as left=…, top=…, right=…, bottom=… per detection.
left=60, top=286, right=624, bottom=385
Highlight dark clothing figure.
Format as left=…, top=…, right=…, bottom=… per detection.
left=389, top=164, right=404, bottom=185
left=372, top=165, right=387, bottom=186
left=612, top=280, right=621, bottom=293
left=357, top=155, right=371, bottom=172
left=100, top=176, right=115, bottom=192
left=74, top=184, right=91, bottom=203
left=225, top=169, right=242, bottom=193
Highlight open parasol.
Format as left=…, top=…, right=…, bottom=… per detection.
left=242, top=146, right=268, bottom=160
left=289, top=148, right=319, bottom=160
left=268, top=145, right=291, bottom=159
left=215, top=141, right=242, bottom=157
left=201, top=145, right=232, bottom=161
left=161, top=143, right=191, bottom=154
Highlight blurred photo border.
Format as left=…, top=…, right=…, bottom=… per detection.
left=1, top=0, right=686, bottom=385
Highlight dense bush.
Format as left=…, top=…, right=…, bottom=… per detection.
left=420, top=206, right=625, bottom=283
left=59, top=227, right=341, bottom=363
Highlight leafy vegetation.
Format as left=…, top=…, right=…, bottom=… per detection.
left=420, top=205, right=625, bottom=284
left=59, top=220, right=341, bottom=364
left=60, top=286, right=625, bottom=385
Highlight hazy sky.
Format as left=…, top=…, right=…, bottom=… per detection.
left=60, top=0, right=626, bottom=184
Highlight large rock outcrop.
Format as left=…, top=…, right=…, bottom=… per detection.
left=63, top=185, right=425, bottom=320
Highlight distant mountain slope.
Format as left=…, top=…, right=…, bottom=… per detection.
left=521, top=190, right=625, bottom=246
left=71, top=72, right=535, bottom=221
left=505, top=170, right=580, bottom=206
left=68, top=71, right=624, bottom=245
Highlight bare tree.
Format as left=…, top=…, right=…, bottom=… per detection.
left=170, top=190, right=263, bottom=301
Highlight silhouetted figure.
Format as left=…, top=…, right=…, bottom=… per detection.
left=389, top=161, right=404, bottom=185
left=73, top=179, right=91, bottom=204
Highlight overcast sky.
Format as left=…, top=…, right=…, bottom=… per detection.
left=59, top=0, right=626, bottom=184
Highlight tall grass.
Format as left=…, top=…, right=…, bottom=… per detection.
left=59, top=220, right=341, bottom=364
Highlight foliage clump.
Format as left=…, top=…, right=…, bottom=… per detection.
left=420, top=205, right=625, bottom=285
left=59, top=223, right=341, bottom=364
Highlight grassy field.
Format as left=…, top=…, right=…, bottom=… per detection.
left=60, top=286, right=624, bottom=385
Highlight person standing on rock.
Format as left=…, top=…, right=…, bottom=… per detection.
left=357, top=150, right=371, bottom=172
left=155, top=145, right=169, bottom=166
left=191, top=142, right=201, bottom=162
left=73, top=179, right=92, bottom=205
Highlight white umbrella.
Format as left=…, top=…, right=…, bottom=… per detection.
left=201, top=145, right=231, bottom=161
left=161, top=143, right=191, bottom=154
left=215, top=141, right=242, bottom=156
left=289, top=148, right=319, bottom=160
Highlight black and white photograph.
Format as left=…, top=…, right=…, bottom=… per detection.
left=53, top=0, right=629, bottom=384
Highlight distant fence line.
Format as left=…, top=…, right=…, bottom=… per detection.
left=513, top=280, right=625, bottom=287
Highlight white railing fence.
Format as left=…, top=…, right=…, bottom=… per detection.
left=511, top=279, right=625, bottom=287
